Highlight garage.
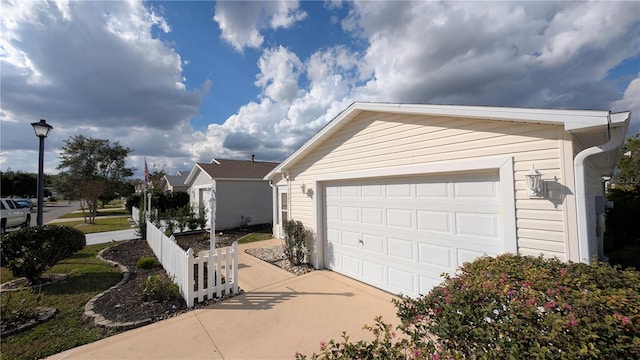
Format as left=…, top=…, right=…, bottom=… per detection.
left=323, top=172, right=503, bottom=297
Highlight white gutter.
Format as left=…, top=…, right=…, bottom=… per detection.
left=573, top=116, right=627, bottom=263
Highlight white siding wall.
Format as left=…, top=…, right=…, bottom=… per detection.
left=286, top=112, right=574, bottom=262
left=216, top=180, right=273, bottom=230
left=189, top=170, right=213, bottom=209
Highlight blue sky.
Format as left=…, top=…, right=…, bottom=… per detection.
left=1, top=1, right=639, bottom=181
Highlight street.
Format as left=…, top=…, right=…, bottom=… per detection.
left=30, top=201, right=81, bottom=226
left=26, top=201, right=139, bottom=244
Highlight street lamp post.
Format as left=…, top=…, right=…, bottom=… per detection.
left=30, top=119, right=53, bottom=226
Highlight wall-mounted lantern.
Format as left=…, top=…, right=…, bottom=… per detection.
left=526, top=165, right=545, bottom=199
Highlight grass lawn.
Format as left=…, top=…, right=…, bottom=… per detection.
left=237, top=227, right=273, bottom=244
left=0, top=243, right=123, bottom=360
left=57, top=208, right=130, bottom=219
left=47, top=216, right=133, bottom=234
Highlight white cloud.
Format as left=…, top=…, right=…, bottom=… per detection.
left=194, top=0, right=639, bottom=166
left=0, top=0, right=202, bottom=174
left=611, top=76, right=640, bottom=135
left=2, top=0, right=638, bottom=179
left=255, top=46, right=303, bottom=102
left=213, top=0, right=307, bottom=52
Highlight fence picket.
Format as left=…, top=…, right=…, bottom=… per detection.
left=145, top=222, right=238, bottom=308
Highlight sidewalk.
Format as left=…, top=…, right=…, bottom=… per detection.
left=47, top=239, right=400, bottom=359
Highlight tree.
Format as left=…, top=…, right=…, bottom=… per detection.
left=0, top=170, right=37, bottom=197
left=55, top=135, right=134, bottom=223
left=612, top=133, right=640, bottom=188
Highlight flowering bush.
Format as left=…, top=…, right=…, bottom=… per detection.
left=299, top=254, right=640, bottom=359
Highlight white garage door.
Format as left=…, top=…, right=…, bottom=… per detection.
left=324, top=172, right=503, bottom=297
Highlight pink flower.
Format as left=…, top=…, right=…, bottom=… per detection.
left=412, top=348, right=421, bottom=358
left=560, top=267, right=567, bottom=276
left=320, top=341, right=326, bottom=350
left=622, top=317, right=631, bottom=325
left=567, top=313, right=578, bottom=328
left=391, top=331, right=397, bottom=338
left=432, top=353, right=439, bottom=360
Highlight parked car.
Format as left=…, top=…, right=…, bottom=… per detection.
left=14, top=199, right=34, bottom=211
left=1, top=198, right=31, bottom=235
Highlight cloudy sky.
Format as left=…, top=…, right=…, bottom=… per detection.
left=1, top=0, right=639, bottom=180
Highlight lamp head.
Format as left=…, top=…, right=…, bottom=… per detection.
left=31, top=119, right=53, bottom=138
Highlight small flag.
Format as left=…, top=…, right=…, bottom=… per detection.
left=144, top=158, right=150, bottom=186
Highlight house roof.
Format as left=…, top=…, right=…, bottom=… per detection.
left=186, top=158, right=279, bottom=185
left=265, top=102, right=631, bottom=180
left=164, top=174, right=188, bottom=187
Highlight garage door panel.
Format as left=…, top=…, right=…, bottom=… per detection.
left=362, top=261, right=385, bottom=285
left=361, top=184, right=384, bottom=197
left=454, top=180, right=497, bottom=199
left=418, top=243, right=453, bottom=269
left=362, top=233, right=384, bottom=254
left=341, top=254, right=360, bottom=275
left=420, top=276, right=444, bottom=295
left=324, top=172, right=502, bottom=298
left=417, top=210, right=451, bottom=233
left=386, top=183, right=413, bottom=197
left=456, top=212, right=499, bottom=238
left=362, top=207, right=384, bottom=225
left=388, top=267, right=416, bottom=295
left=340, top=186, right=359, bottom=197
left=416, top=182, right=449, bottom=198
left=326, top=205, right=339, bottom=220
left=388, top=237, right=415, bottom=261
left=386, top=208, right=413, bottom=229
left=340, top=206, right=359, bottom=222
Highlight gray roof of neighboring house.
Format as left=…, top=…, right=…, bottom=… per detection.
left=164, top=174, right=189, bottom=187
left=188, top=158, right=279, bottom=183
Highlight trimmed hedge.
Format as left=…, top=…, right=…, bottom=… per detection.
left=299, top=254, right=640, bottom=359
left=0, top=225, right=86, bottom=282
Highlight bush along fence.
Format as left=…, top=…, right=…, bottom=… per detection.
left=145, top=221, right=239, bottom=307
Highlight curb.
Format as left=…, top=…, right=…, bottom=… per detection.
left=83, top=245, right=153, bottom=331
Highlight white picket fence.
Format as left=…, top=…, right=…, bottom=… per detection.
left=132, top=206, right=140, bottom=225
left=145, top=221, right=239, bottom=307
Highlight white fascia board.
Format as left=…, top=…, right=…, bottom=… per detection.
left=358, top=102, right=610, bottom=130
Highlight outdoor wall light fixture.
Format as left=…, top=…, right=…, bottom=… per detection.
left=525, top=165, right=545, bottom=199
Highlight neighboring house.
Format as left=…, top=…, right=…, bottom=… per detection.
left=185, top=157, right=279, bottom=230
left=265, top=102, right=631, bottom=298
left=163, top=171, right=189, bottom=193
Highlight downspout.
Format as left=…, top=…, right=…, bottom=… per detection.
left=573, top=119, right=626, bottom=263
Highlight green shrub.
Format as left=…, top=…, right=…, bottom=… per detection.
left=300, top=254, right=640, bottom=359
left=283, top=220, right=309, bottom=266
left=187, top=206, right=198, bottom=231
left=197, top=203, right=207, bottom=230
left=136, top=257, right=159, bottom=269
left=0, top=225, right=86, bottom=282
left=605, top=188, right=640, bottom=252
left=140, top=274, right=180, bottom=302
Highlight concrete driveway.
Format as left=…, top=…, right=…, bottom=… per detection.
left=47, top=240, right=401, bottom=359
